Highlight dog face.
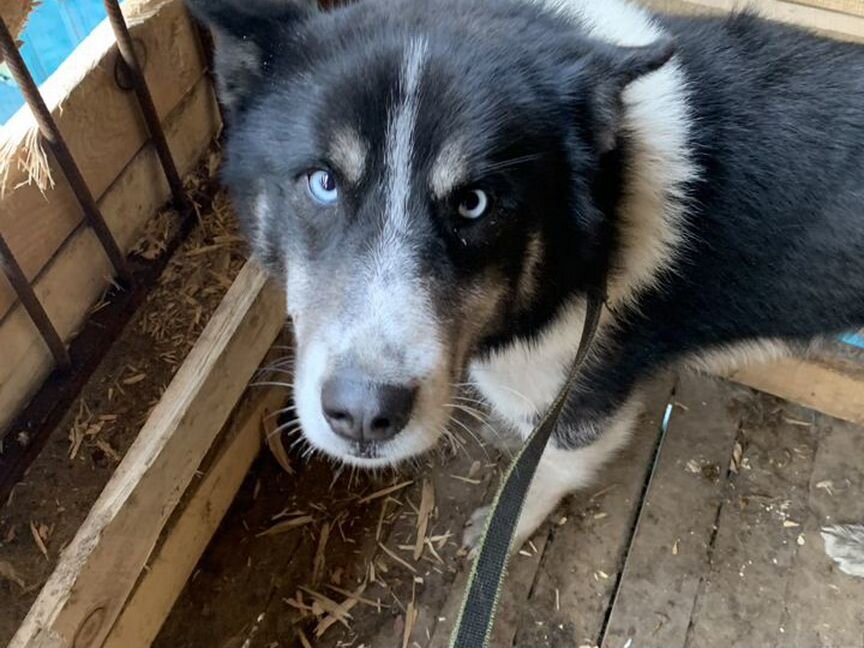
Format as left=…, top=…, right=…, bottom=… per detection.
left=188, top=0, right=673, bottom=466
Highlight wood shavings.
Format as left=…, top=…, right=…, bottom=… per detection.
left=262, top=408, right=295, bottom=475
left=298, top=586, right=353, bottom=630
left=297, top=629, right=314, bottom=648
left=783, top=416, right=814, bottom=427
left=816, top=480, right=835, bottom=496
left=0, top=560, right=24, bottom=589
left=316, top=583, right=367, bottom=637
left=359, top=481, right=413, bottom=504
left=325, top=585, right=383, bottom=611
left=256, top=515, right=314, bottom=538
left=449, top=474, right=482, bottom=485
left=413, top=480, right=435, bottom=561
left=283, top=598, right=314, bottom=617
left=312, top=522, right=331, bottom=586
left=401, top=589, right=418, bottom=648
left=29, top=521, right=49, bottom=559
left=685, top=459, right=702, bottom=474
left=375, top=499, right=390, bottom=542
left=379, top=542, right=417, bottom=574
left=730, top=441, right=744, bottom=474
left=67, top=400, right=107, bottom=461
left=93, top=439, right=121, bottom=463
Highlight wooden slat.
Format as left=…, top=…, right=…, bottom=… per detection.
left=0, top=76, right=220, bottom=435
left=602, top=375, right=742, bottom=647
left=784, top=0, right=864, bottom=18
left=103, top=386, right=286, bottom=648
left=728, top=358, right=864, bottom=425
left=8, top=262, right=285, bottom=648
left=780, top=416, right=864, bottom=644
left=641, top=0, right=864, bottom=42
left=0, top=0, right=206, bottom=319
left=683, top=398, right=864, bottom=646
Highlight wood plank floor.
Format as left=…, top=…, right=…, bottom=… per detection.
left=155, top=371, right=864, bottom=648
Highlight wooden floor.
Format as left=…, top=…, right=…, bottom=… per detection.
left=155, top=372, right=864, bottom=648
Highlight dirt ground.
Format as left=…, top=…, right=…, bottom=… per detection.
left=0, top=154, right=249, bottom=646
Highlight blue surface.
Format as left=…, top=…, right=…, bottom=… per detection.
left=0, top=0, right=107, bottom=124
left=841, top=332, right=864, bottom=350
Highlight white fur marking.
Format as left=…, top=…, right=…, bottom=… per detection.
left=685, top=338, right=791, bottom=375
left=470, top=300, right=588, bottom=428
left=386, top=38, right=428, bottom=233
left=464, top=398, right=641, bottom=550
left=531, top=0, right=698, bottom=306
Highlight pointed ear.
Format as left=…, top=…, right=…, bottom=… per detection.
left=588, top=39, right=676, bottom=153
left=186, top=0, right=316, bottom=115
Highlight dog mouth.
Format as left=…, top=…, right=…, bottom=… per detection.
left=345, top=439, right=382, bottom=460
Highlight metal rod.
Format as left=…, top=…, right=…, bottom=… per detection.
left=0, top=17, right=130, bottom=281
left=0, top=230, right=71, bottom=369
left=103, top=0, right=192, bottom=214
left=190, top=12, right=225, bottom=124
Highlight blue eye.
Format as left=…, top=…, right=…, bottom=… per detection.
left=307, top=169, right=338, bottom=204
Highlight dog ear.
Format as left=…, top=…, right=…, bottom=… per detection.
left=186, top=0, right=317, bottom=115
left=586, top=39, right=676, bottom=153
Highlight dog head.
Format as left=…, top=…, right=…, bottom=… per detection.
left=188, top=0, right=674, bottom=466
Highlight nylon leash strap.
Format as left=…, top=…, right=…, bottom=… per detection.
left=449, top=287, right=605, bottom=648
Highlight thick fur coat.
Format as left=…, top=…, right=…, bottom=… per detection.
left=188, top=0, right=864, bottom=547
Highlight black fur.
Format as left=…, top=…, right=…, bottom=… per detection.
left=189, top=0, right=864, bottom=450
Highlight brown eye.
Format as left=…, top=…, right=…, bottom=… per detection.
left=458, top=189, right=489, bottom=220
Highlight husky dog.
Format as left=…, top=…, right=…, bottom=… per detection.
left=188, top=0, right=864, bottom=549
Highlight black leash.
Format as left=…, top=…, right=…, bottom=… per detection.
left=449, top=285, right=606, bottom=648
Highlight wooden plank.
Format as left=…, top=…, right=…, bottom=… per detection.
left=509, top=376, right=676, bottom=648
left=103, top=385, right=286, bottom=648
left=728, top=358, right=864, bottom=425
left=683, top=395, right=864, bottom=646
left=428, top=375, right=676, bottom=648
left=780, top=416, right=864, bottom=645
left=784, top=0, right=864, bottom=18
left=640, top=0, right=864, bottom=42
left=0, top=0, right=206, bottom=318
left=8, top=261, right=285, bottom=648
left=601, top=374, right=743, bottom=648
left=0, top=76, right=220, bottom=435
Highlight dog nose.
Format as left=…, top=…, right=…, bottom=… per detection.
left=321, top=375, right=417, bottom=442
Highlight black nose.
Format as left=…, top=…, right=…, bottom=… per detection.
left=321, top=374, right=417, bottom=443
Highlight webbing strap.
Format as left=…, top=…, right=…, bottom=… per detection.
left=449, top=288, right=605, bottom=648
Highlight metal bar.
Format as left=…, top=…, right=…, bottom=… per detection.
left=0, top=230, right=71, bottom=369
left=190, top=11, right=225, bottom=124
left=103, top=0, right=192, bottom=213
left=0, top=17, right=130, bottom=281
